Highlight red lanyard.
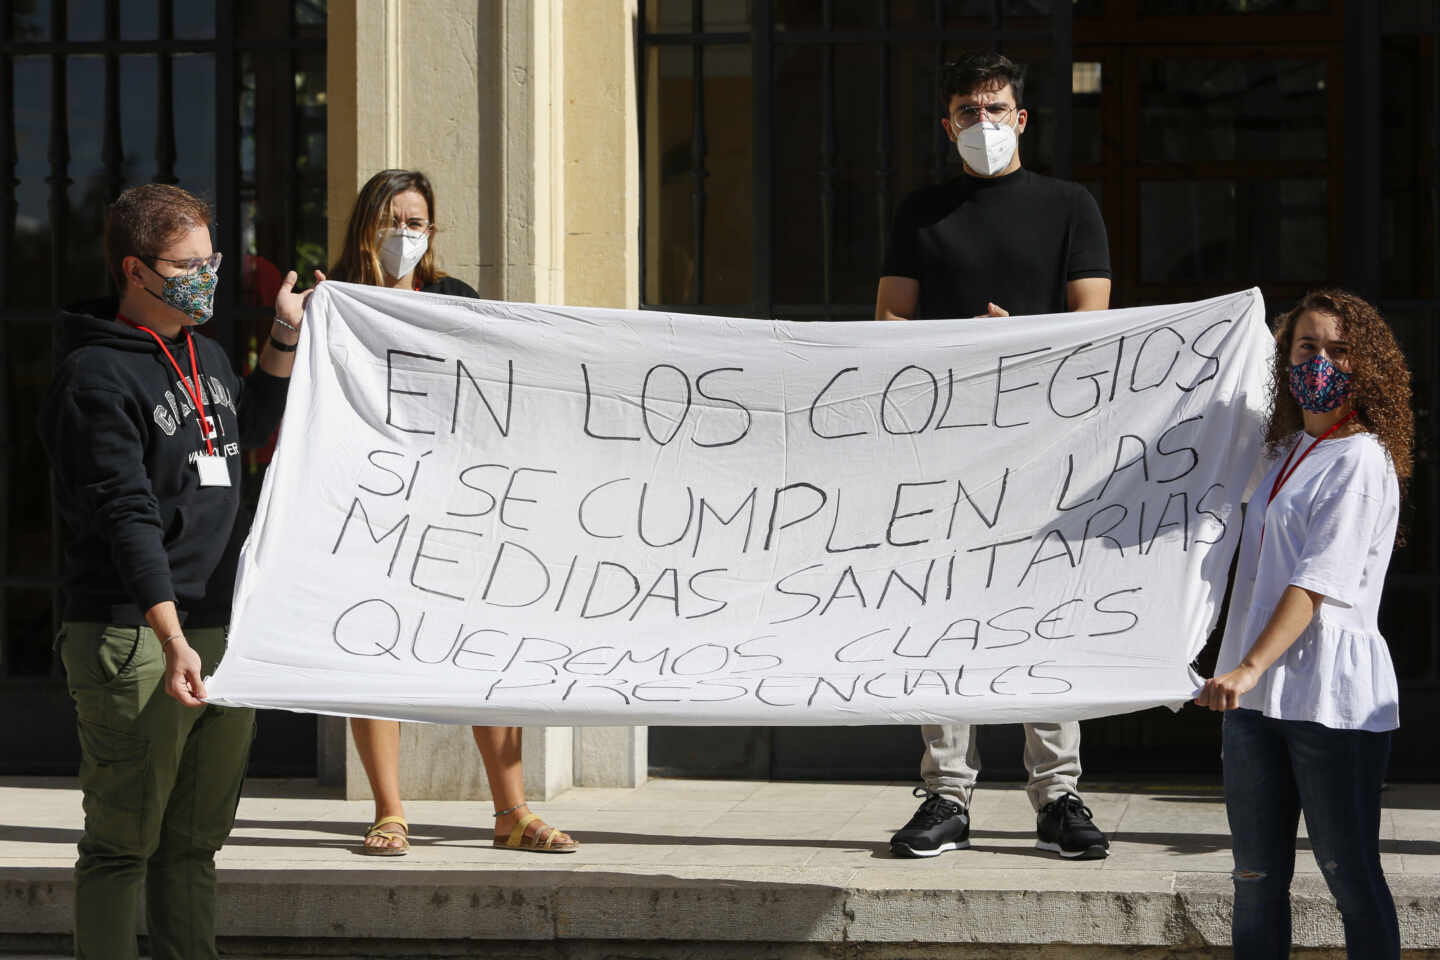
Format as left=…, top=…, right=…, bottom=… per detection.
left=1259, top=409, right=1356, bottom=549
left=119, top=316, right=215, bottom=456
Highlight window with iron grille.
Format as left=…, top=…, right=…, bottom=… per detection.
left=640, top=0, right=1440, bottom=782
left=0, top=0, right=326, bottom=775
left=639, top=0, right=1075, bottom=322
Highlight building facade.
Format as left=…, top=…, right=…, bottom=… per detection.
left=2, top=0, right=1435, bottom=787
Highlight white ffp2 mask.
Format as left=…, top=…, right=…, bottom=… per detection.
left=957, top=122, right=1018, bottom=177
left=379, top=230, right=429, bottom=280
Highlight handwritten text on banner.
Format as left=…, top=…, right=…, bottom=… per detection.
left=206, top=284, right=1272, bottom=725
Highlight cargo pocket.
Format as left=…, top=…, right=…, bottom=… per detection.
left=190, top=706, right=257, bottom=852
left=97, top=625, right=143, bottom=684
left=76, top=719, right=152, bottom=855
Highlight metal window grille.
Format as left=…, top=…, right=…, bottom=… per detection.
left=639, top=0, right=1073, bottom=321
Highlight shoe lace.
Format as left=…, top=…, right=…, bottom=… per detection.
left=1052, top=793, right=1095, bottom=822
left=908, top=787, right=962, bottom=827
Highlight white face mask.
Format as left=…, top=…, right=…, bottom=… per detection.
left=957, top=121, right=1018, bottom=177
left=378, top=229, right=429, bottom=280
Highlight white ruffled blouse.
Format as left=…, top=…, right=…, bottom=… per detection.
left=1216, top=431, right=1400, bottom=732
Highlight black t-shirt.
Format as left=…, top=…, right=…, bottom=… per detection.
left=421, top=275, right=482, bottom=299
left=883, top=168, right=1110, bottom=320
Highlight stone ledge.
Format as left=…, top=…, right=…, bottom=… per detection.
left=5, top=867, right=1440, bottom=948
left=6, top=779, right=1437, bottom=953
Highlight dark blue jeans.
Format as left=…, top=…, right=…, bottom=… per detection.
left=1222, top=708, right=1398, bottom=960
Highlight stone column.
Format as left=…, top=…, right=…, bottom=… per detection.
left=321, top=0, right=646, bottom=799
left=325, top=0, right=400, bottom=262
left=561, top=0, right=647, bottom=791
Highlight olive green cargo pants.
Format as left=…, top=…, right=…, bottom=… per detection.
left=59, top=622, right=254, bottom=960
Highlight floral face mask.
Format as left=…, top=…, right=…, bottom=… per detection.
left=1288, top=353, right=1352, bottom=413
left=143, top=257, right=220, bottom=324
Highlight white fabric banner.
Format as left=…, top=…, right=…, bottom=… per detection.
left=207, top=283, right=1271, bottom=726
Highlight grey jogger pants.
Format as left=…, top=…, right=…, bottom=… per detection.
left=919, top=722, right=1082, bottom=811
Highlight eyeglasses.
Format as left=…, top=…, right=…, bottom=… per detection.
left=149, top=251, right=223, bottom=273
left=950, top=103, right=1017, bottom=128
left=381, top=217, right=432, bottom=233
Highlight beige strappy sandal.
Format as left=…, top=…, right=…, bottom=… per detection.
left=360, top=815, right=410, bottom=856
left=494, top=812, right=578, bottom=853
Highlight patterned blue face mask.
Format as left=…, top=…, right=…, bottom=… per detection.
left=1288, top=353, right=1352, bottom=413
left=143, top=255, right=220, bottom=324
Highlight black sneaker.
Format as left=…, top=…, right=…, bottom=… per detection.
left=890, top=787, right=970, bottom=858
left=1035, top=793, right=1109, bottom=860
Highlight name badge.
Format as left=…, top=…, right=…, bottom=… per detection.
left=195, top=454, right=231, bottom=487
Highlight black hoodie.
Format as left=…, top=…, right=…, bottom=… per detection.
left=38, top=297, right=289, bottom=627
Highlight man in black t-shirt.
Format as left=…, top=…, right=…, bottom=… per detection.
left=877, top=60, right=1110, bottom=322
left=877, top=52, right=1113, bottom=862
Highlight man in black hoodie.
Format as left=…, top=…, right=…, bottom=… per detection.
left=39, top=183, right=315, bottom=960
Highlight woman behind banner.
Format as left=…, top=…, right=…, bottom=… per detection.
left=326, top=169, right=577, bottom=856
left=1197, top=289, right=1412, bottom=959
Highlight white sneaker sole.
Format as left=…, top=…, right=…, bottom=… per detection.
left=891, top=840, right=970, bottom=858
left=1035, top=839, right=1109, bottom=860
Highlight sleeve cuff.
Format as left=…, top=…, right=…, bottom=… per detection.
left=1289, top=574, right=1356, bottom=609
left=129, top=570, right=177, bottom=614
left=239, top=367, right=291, bottom=447
left=247, top=367, right=289, bottom=392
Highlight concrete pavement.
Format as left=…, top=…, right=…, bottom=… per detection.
left=2, top=776, right=1438, bottom=956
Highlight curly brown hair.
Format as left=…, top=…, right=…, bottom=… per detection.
left=1265, top=289, right=1414, bottom=493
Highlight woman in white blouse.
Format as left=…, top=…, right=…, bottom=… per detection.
left=1198, top=289, right=1413, bottom=960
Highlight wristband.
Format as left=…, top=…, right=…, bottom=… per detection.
left=268, top=335, right=298, bottom=353
left=161, top=632, right=184, bottom=650
left=272, top=315, right=299, bottom=333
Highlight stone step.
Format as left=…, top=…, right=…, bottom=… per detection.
left=7, top=865, right=1440, bottom=954
left=4, top=778, right=1439, bottom=955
